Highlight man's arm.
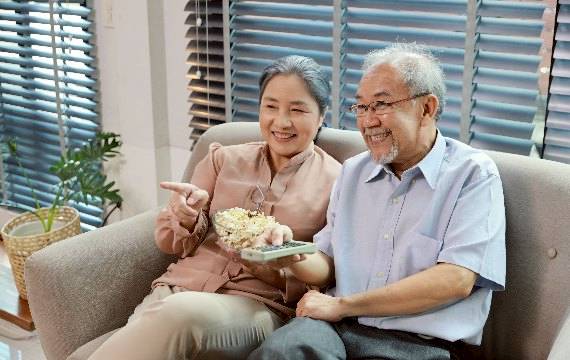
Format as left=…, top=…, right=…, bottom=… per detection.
left=255, top=250, right=334, bottom=288
left=297, top=262, right=476, bottom=321
left=285, top=174, right=341, bottom=288
left=287, top=251, right=335, bottom=288
left=255, top=176, right=340, bottom=288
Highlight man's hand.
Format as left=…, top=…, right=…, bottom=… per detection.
left=296, top=290, right=345, bottom=322
left=160, top=181, right=209, bottom=229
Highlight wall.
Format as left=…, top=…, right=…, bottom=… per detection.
left=94, top=0, right=191, bottom=222
left=163, top=0, right=194, bottom=184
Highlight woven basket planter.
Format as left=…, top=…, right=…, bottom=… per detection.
left=0, top=206, right=81, bottom=299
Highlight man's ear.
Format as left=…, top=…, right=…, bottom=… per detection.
left=420, top=94, right=439, bottom=125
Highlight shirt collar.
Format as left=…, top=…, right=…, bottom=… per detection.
left=262, top=142, right=315, bottom=169
left=365, top=161, right=385, bottom=183
left=364, top=130, right=445, bottom=188
left=415, top=130, right=445, bottom=189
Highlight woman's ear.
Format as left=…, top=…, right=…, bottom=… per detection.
left=319, top=115, right=325, bottom=128
left=318, top=108, right=326, bottom=127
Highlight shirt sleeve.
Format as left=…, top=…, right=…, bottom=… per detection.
left=438, top=172, right=506, bottom=291
left=153, top=143, right=224, bottom=257
left=190, top=142, right=223, bottom=198
left=314, top=174, right=342, bottom=258
left=154, top=208, right=209, bottom=257
left=281, top=268, right=309, bottom=304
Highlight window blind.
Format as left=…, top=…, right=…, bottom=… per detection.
left=468, top=0, right=546, bottom=156
left=544, top=0, right=570, bottom=164
left=186, top=0, right=226, bottom=141
left=342, top=0, right=467, bottom=137
left=230, top=0, right=334, bottom=125
left=185, top=0, right=555, bottom=162
left=0, top=0, right=101, bottom=229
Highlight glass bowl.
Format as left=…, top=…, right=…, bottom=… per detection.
left=211, top=208, right=277, bottom=255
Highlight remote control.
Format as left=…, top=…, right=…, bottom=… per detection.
left=240, top=240, right=317, bottom=262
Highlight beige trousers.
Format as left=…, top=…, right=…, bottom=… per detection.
left=88, top=286, right=284, bottom=360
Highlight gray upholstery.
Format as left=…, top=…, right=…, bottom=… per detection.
left=548, top=306, right=570, bottom=360
left=26, top=122, right=570, bottom=360
left=25, top=208, right=176, bottom=360
left=481, top=151, right=570, bottom=360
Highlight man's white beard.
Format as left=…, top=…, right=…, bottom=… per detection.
left=371, top=137, right=399, bottom=165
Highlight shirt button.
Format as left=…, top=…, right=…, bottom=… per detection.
left=376, top=272, right=384, bottom=278
left=392, top=197, right=399, bottom=204
left=383, top=233, right=390, bottom=240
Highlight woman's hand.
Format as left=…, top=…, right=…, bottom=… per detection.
left=160, top=181, right=209, bottom=229
left=238, top=258, right=287, bottom=290
left=253, top=223, right=293, bottom=247
left=251, top=224, right=307, bottom=269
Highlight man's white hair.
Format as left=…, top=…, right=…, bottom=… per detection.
left=362, top=43, right=446, bottom=121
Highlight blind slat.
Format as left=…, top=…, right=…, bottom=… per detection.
left=0, top=2, right=91, bottom=16
left=233, top=2, right=332, bottom=20
left=0, top=12, right=91, bottom=29
left=0, top=33, right=92, bottom=52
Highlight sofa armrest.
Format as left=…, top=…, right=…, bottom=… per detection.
left=25, top=208, right=176, bottom=360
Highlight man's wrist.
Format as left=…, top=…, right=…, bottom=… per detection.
left=337, top=296, right=354, bottom=319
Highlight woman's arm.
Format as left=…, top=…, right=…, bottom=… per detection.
left=154, top=143, right=223, bottom=256
left=154, top=208, right=209, bottom=256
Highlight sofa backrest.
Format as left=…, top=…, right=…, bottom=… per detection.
left=482, top=151, right=570, bottom=360
left=184, top=122, right=570, bottom=359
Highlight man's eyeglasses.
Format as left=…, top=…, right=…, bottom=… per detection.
left=349, top=92, right=431, bottom=117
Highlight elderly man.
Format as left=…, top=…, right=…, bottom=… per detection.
left=249, top=43, right=506, bottom=360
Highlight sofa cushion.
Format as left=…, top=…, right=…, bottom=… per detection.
left=481, top=152, right=570, bottom=360
left=548, top=307, right=570, bottom=360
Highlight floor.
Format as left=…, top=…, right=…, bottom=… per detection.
left=0, top=318, right=45, bottom=360
left=0, top=242, right=46, bottom=360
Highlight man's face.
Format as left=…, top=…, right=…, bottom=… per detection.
left=355, top=64, right=424, bottom=167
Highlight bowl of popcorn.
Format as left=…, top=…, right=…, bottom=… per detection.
left=212, top=207, right=278, bottom=253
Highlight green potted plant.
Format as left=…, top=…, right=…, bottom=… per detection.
left=0, top=131, right=122, bottom=299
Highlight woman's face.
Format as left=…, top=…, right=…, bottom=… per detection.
left=259, top=74, right=324, bottom=170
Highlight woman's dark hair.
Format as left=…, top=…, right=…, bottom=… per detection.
left=259, top=55, right=330, bottom=117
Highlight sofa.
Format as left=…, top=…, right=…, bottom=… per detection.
left=25, top=122, right=570, bottom=359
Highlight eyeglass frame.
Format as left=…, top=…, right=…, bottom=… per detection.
left=349, top=92, right=431, bottom=117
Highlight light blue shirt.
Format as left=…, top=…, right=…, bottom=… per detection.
left=315, top=131, right=506, bottom=345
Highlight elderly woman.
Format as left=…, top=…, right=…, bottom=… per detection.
left=87, top=56, right=341, bottom=360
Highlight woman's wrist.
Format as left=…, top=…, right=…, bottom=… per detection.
left=175, top=207, right=199, bottom=231
left=250, top=264, right=286, bottom=290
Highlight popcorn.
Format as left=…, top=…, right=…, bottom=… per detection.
left=213, top=207, right=278, bottom=250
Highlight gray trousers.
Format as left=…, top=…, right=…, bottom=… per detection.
left=248, top=317, right=453, bottom=360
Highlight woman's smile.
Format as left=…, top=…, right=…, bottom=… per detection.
left=272, top=131, right=297, bottom=141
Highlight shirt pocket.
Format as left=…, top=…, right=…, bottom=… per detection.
left=402, top=233, right=443, bottom=276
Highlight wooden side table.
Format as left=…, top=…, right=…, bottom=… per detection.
left=0, top=240, right=34, bottom=331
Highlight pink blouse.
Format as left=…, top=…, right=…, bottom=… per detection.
left=153, top=141, right=341, bottom=318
